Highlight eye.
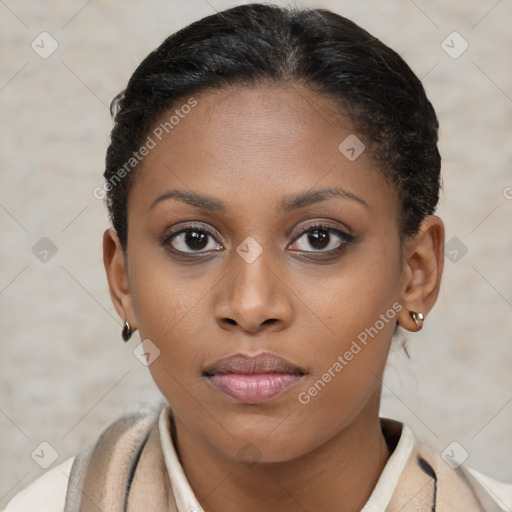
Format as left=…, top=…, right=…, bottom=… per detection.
left=163, top=222, right=223, bottom=255
left=288, top=223, right=353, bottom=256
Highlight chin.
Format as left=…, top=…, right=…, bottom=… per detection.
left=206, top=415, right=318, bottom=465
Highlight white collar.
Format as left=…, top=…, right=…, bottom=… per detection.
left=158, top=406, right=415, bottom=512
left=361, top=420, right=415, bottom=511
left=158, top=405, right=204, bottom=512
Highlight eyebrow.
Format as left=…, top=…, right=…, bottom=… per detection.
left=149, top=189, right=225, bottom=213
left=280, top=187, right=369, bottom=212
left=148, top=187, right=369, bottom=213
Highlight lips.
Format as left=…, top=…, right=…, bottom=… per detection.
left=203, top=352, right=307, bottom=404
left=203, top=352, right=306, bottom=376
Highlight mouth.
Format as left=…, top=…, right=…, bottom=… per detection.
left=202, top=352, right=307, bottom=404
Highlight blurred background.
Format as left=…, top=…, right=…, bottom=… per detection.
left=1, top=0, right=511, bottom=507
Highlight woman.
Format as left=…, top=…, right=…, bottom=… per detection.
left=5, top=3, right=511, bottom=511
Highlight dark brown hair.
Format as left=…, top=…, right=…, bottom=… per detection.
left=104, top=3, right=441, bottom=250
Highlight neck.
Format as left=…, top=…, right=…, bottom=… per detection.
left=172, top=393, right=391, bottom=512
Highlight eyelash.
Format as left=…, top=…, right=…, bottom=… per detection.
left=162, top=222, right=222, bottom=258
left=289, top=222, right=354, bottom=258
left=162, top=221, right=354, bottom=260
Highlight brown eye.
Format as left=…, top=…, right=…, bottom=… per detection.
left=305, top=229, right=330, bottom=250
left=183, top=230, right=208, bottom=250
left=164, top=224, right=222, bottom=254
left=289, top=224, right=353, bottom=255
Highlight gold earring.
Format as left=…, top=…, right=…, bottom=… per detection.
left=122, top=320, right=133, bottom=342
left=410, top=311, right=424, bottom=329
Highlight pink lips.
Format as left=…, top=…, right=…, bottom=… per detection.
left=203, top=352, right=306, bottom=404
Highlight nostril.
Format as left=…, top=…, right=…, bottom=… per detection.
left=224, top=318, right=237, bottom=325
left=263, top=318, right=278, bottom=325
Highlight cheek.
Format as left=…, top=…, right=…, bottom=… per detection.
left=288, top=239, right=401, bottom=415
left=128, top=248, right=213, bottom=339
left=129, top=269, right=239, bottom=455
left=296, top=236, right=401, bottom=344
left=287, top=309, right=396, bottom=456
left=126, top=253, right=222, bottom=394
left=131, top=276, right=209, bottom=418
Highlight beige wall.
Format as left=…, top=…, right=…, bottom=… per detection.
left=1, top=0, right=511, bottom=506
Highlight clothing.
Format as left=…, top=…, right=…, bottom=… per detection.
left=4, top=400, right=512, bottom=511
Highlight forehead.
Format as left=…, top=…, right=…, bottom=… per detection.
left=129, top=85, right=398, bottom=219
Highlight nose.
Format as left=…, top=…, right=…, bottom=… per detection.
left=214, top=248, right=293, bottom=334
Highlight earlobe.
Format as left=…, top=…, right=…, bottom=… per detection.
left=397, top=216, right=445, bottom=332
left=103, top=228, right=137, bottom=332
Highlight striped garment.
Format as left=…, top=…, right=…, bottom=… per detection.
left=5, top=401, right=511, bottom=511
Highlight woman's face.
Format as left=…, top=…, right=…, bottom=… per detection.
left=111, top=85, right=410, bottom=462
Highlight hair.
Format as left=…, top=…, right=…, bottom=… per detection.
left=104, top=3, right=441, bottom=251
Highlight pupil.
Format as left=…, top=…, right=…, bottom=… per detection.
left=186, top=230, right=208, bottom=250
left=309, top=229, right=329, bottom=249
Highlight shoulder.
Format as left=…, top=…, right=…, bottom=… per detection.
left=415, top=440, right=512, bottom=511
left=459, top=465, right=512, bottom=511
left=379, top=419, right=512, bottom=511
left=3, top=457, right=74, bottom=512
left=3, top=400, right=167, bottom=512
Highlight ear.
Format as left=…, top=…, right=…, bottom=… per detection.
left=396, top=215, right=445, bottom=332
left=103, top=228, right=137, bottom=331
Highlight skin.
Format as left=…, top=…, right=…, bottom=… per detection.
left=103, top=84, right=445, bottom=512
